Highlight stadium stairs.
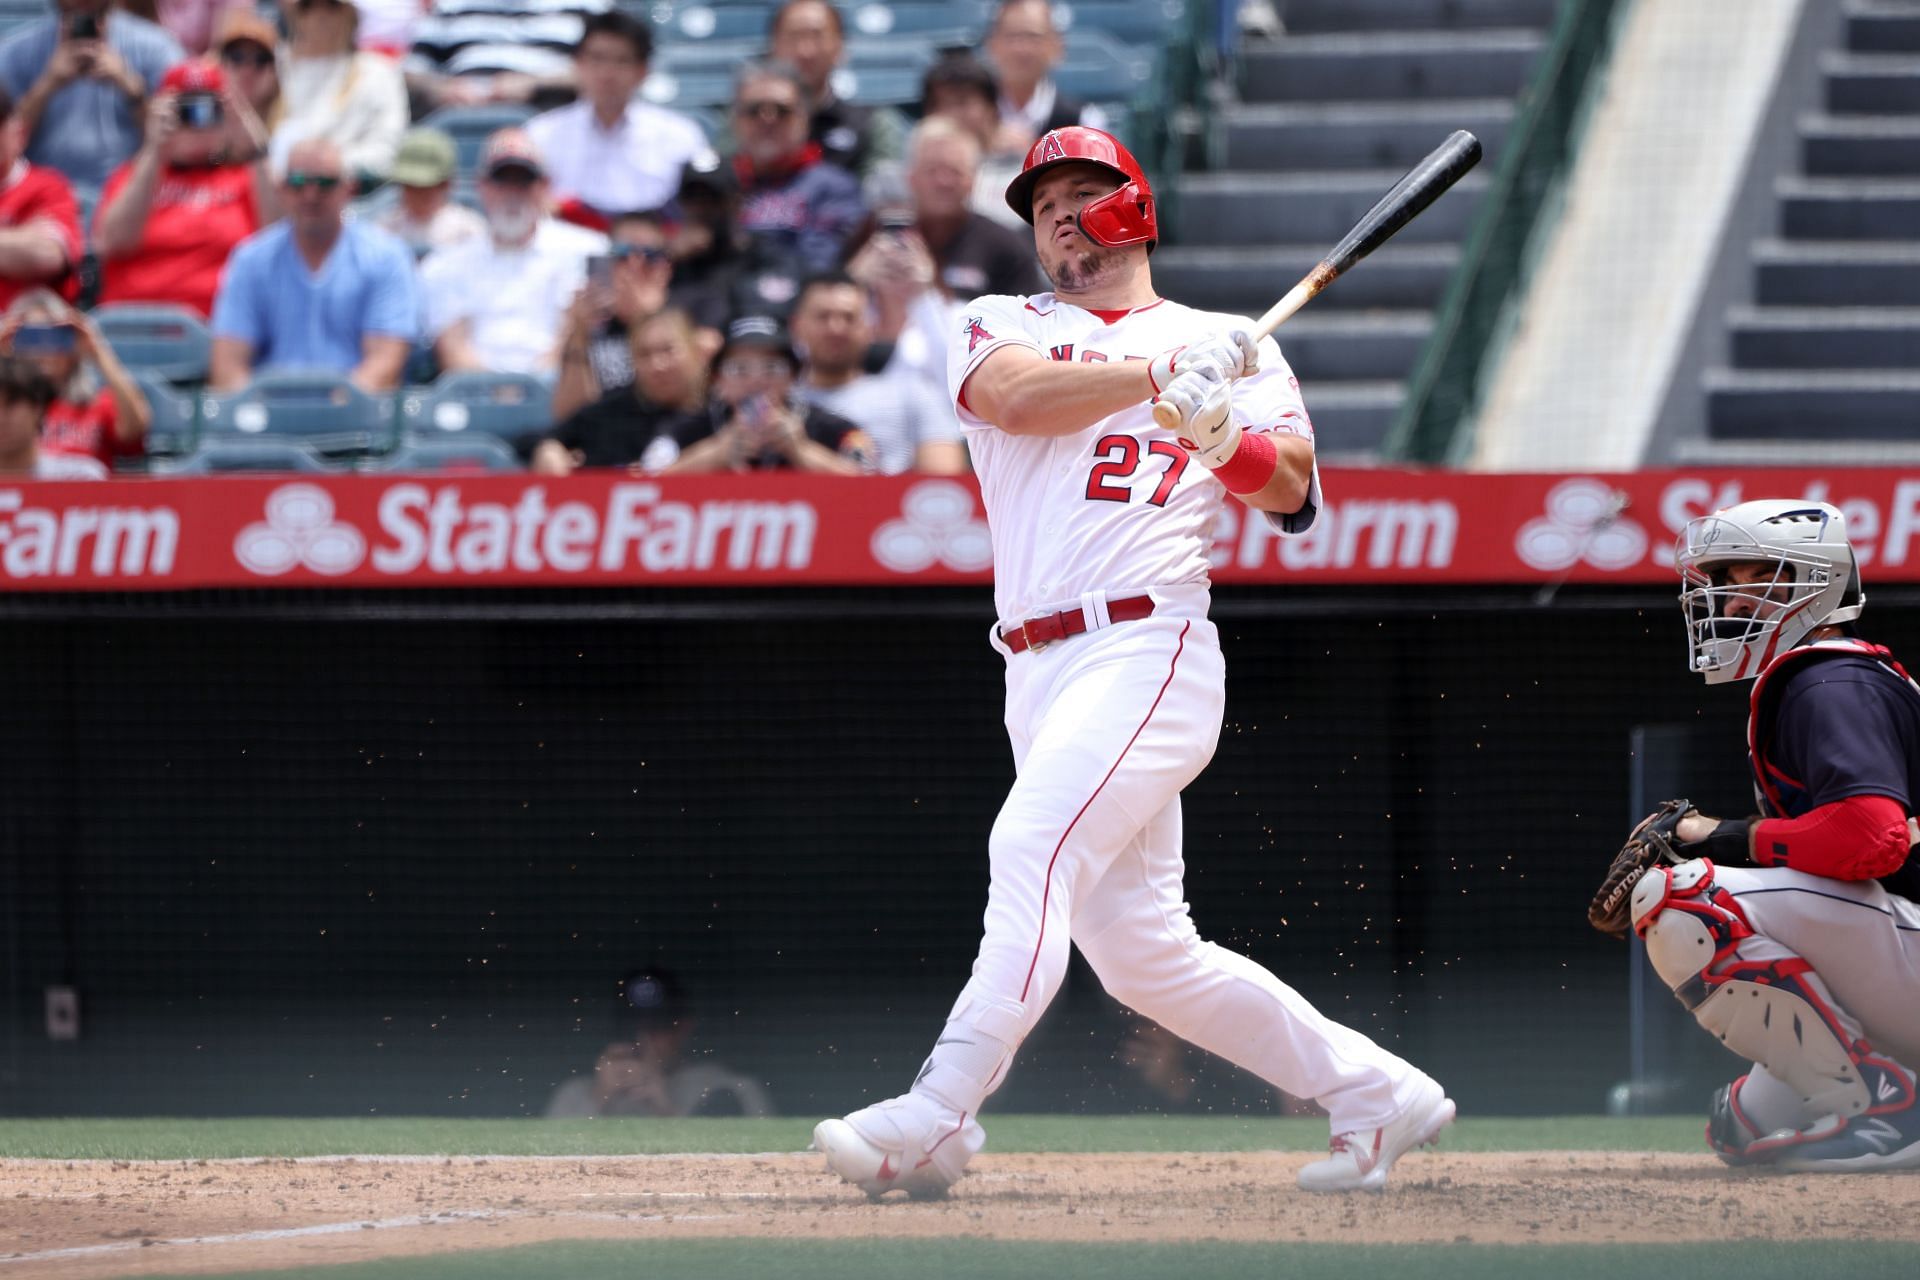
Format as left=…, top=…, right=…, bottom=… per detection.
left=1706, top=0, right=1920, bottom=451
left=1153, top=0, right=1559, bottom=460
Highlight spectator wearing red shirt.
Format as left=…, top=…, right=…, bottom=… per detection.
left=0, top=289, right=151, bottom=470
left=0, top=87, right=82, bottom=310
left=94, top=58, right=274, bottom=318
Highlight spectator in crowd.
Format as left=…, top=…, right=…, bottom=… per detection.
left=95, top=59, right=274, bottom=318
left=766, top=0, right=903, bottom=181
left=154, top=0, right=251, bottom=57
left=662, top=314, right=869, bottom=475
left=918, top=51, right=1022, bottom=231
left=0, top=353, right=106, bottom=478
left=789, top=272, right=963, bottom=475
left=0, top=88, right=82, bottom=310
left=214, top=9, right=282, bottom=133
left=351, top=0, right=423, bottom=57
left=372, top=126, right=484, bottom=257
left=983, top=0, right=1109, bottom=154
left=0, top=290, right=149, bottom=470
left=420, top=128, right=606, bottom=379
left=729, top=60, right=864, bottom=282
left=535, top=307, right=708, bottom=477
left=0, top=0, right=184, bottom=191
left=545, top=968, right=773, bottom=1119
left=525, top=12, right=708, bottom=224
left=272, top=0, right=408, bottom=186
left=210, top=137, right=417, bottom=390
left=667, top=152, right=775, bottom=330
left=550, top=210, right=675, bottom=423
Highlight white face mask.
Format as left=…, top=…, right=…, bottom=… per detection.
left=487, top=201, right=538, bottom=243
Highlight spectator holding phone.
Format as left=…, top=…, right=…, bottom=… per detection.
left=0, top=288, right=151, bottom=470
left=419, top=128, right=605, bottom=379
left=549, top=210, right=680, bottom=423
left=209, top=136, right=417, bottom=390
left=0, top=0, right=185, bottom=190
left=94, top=58, right=274, bottom=318
left=534, top=307, right=709, bottom=477
left=0, top=353, right=107, bottom=478
left=660, top=314, right=869, bottom=475
left=372, top=126, right=484, bottom=257
left=0, top=86, right=82, bottom=310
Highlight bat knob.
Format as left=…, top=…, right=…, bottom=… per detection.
left=1151, top=400, right=1180, bottom=431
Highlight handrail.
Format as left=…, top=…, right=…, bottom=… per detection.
left=1382, top=0, right=1626, bottom=465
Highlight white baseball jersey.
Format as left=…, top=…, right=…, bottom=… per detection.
left=947, top=293, right=1322, bottom=623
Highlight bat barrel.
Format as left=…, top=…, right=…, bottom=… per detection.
left=1325, top=130, right=1482, bottom=275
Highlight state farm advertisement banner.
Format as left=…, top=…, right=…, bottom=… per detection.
left=4, top=469, right=1920, bottom=591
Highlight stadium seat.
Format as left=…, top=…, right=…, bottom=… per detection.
left=90, top=303, right=212, bottom=384
left=418, top=103, right=539, bottom=176
left=134, top=372, right=198, bottom=457
left=373, top=434, right=525, bottom=472
left=1054, top=29, right=1156, bottom=104
left=1051, top=0, right=1188, bottom=46
left=156, top=439, right=340, bottom=474
left=197, top=371, right=398, bottom=456
left=843, top=0, right=991, bottom=39
left=399, top=371, right=552, bottom=443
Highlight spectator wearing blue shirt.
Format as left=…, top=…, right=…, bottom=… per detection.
left=0, top=0, right=184, bottom=191
left=209, top=137, right=417, bottom=392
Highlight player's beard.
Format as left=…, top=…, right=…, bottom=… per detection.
left=1042, top=241, right=1126, bottom=295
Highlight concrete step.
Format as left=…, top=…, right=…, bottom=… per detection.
left=1238, top=30, right=1545, bottom=102
left=1218, top=99, right=1514, bottom=170
left=1174, top=169, right=1489, bottom=245
left=1752, top=239, right=1920, bottom=306
left=1294, top=380, right=1404, bottom=456
left=1153, top=242, right=1462, bottom=311
left=1269, top=311, right=1434, bottom=382
left=1705, top=368, right=1920, bottom=441
left=1727, top=305, right=1920, bottom=369
left=1673, top=435, right=1920, bottom=466
left=1777, top=175, right=1920, bottom=239
left=1801, top=113, right=1920, bottom=176
left=1847, top=0, right=1920, bottom=53
left=1822, top=52, right=1920, bottom=113
left=1273, top=0, right=1560, bottom=34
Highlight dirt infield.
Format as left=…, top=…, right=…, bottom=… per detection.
left=3, top=1150, right=1915, bottom=1278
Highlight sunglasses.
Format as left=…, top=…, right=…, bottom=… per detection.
left=285, top=171, right=342, bottom=191
left=610, top=244, right=670, bottom=264
left=734, top=100, right=798, bottom=122
left=720, top=356, right=790, bottom=378
left=221, top=47, right=275, bottom=70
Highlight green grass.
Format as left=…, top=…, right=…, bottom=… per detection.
left=0, top=1114, right=1705, bottom=1160
left=206, top=1240, right=1919, bottom=1280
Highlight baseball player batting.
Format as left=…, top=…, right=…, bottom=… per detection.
left=1593, top=499, right=1920, bottom=1171
left=812, top=126, right=1453, bottom=1199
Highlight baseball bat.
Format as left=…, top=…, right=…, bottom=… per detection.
left=1152, top=129, right=1483, bottom=432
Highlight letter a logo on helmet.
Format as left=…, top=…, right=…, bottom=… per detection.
left=1004, top=126, right=1157, bottom=250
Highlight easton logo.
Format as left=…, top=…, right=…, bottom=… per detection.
left=965, top=315, right=995, bottom=353
left=1038, top=131, right=1066, bottom=162
left=235, top=483, right=367, bottom=576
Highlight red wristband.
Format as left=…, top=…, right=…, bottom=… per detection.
left=1208, top=429, right=1279, bottom=494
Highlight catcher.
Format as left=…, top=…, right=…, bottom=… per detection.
left=1590, top=498, right=1920, bottom=1171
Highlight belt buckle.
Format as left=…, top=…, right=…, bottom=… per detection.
left=1021, top=618, right=1050, bottom=653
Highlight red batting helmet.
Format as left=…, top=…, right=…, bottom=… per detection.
left=1003, top=126, right=1157, bottom=249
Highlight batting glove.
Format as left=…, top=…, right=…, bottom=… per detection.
left=1158, top=369, right=1240, bottom=467
left=1146, top=330, right=1259, bottom=395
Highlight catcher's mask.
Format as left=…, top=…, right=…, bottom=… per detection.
left=1676, top=499, right=1864, bottom=684
left=1004, top=125, right=1157, bottom=250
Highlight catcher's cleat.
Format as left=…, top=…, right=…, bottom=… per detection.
left=813, top=1092, right=985, bottom=1201
left=1297, top=1073, right=1455, bottom=1193
left=1771, top=1064, right=1920, bottom=1173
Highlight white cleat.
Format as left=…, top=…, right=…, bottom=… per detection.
left=812, top=1092, right=985, bottom=1201
left=1297, top=1074, right=1455, bottom=1193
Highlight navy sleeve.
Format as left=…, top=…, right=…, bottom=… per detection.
left=1772, top=665, right=1914, bottom=811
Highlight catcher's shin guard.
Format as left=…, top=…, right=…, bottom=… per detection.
left=1633, top=859, right=1914, bottom=1134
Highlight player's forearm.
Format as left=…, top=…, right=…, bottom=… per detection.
left=0, top=227, right=69, bottom=277
left=1230, top=433, right=1314, bottom=513
left=973, top=356, right=1152, bottom=438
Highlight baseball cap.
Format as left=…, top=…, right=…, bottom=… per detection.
left=479, top=130, right=545, bottom=180
left=677, top=149, right=735, bottom=200
left=389, top=128, right=458, bottom=188
left=161, top=59, right=226, bottom=95
left=715, top=315, right=799, bottom=369
left=214, top=10, right=279, bottom=52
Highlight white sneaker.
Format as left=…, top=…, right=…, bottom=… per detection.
left=813, top=1092, right=985, bottom=1200
left=1297, top=1074, right=1455, bottom=1193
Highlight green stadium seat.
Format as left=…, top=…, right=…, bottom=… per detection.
left=91, top=303, right=212, bottom=384
left=374, top=434, right=526, bottom=472
left=197, top=371, right=398, bottom=457
left=398, top=371, right=552, bottom=443
left=1052, top=0, right=1188, bottom=46
left=157, top=439, right=341, bottom=474
left=418, top=103, right=539, bottom=176
left=133, top=372, right=198, bottom=457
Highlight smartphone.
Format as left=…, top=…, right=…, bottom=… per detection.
left=586, top=254, right=614, bottom=291
left=68, top=12, right=100, bottom=39
left=877, top=210, right=916, bottom=234
left=12, top=324, right=76, bottom=356
left=177, top=93, right=223, bottom=129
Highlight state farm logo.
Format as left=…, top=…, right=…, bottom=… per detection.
left=235, top=484, right=366, bottom=576
left=871, top=480, right=992, bottom=574
left=1515, top=479, right=1647, bottom=572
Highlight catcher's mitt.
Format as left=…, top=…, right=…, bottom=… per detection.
left=1588, top=798, right=1693, bottom=940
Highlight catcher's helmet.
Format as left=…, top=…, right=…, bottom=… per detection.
left=1675, top=498, right=1864, bottom=684
left=1003, top=126, right=1157, bottom=248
